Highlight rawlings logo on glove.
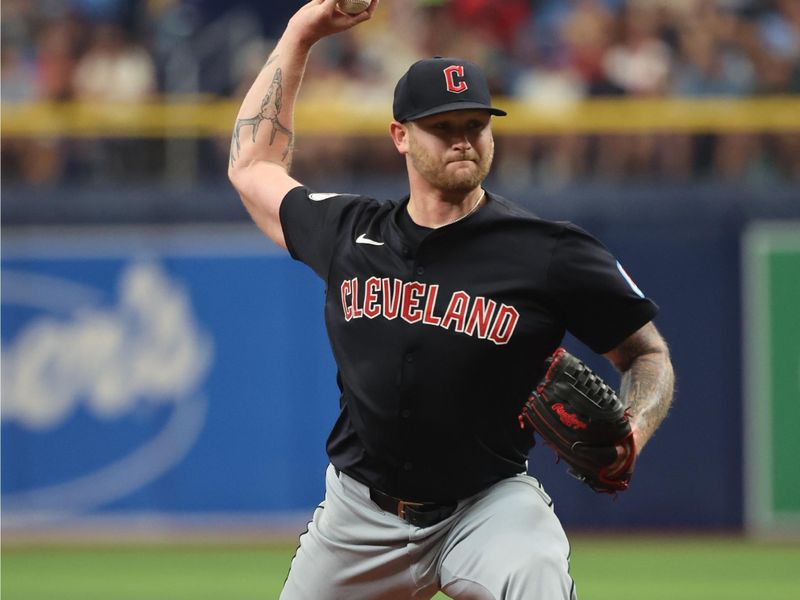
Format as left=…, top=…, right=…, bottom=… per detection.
left=519, top=348, right=636, bottom=493
left=551, top=403, right=588, bottom=430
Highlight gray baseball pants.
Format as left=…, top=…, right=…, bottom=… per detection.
left=280, top=464, right=577, bottom=599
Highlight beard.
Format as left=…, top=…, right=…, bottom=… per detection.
left=407, top=135, right=494, bottom=193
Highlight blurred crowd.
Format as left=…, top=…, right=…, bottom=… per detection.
left=3, top=0, right=800, bottom=185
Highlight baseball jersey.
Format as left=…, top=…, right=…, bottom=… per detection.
left=280, top=187, right=658, bottom=503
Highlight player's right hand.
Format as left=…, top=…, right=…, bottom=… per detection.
left=287, top=0, right=377, bottom=46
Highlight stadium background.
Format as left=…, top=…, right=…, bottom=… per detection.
left=2, top=0, right=800, bottom=598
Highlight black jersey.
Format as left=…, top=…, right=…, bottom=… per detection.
left=280, top=187, right=658, bottom=503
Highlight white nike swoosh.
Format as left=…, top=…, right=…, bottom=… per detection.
left=308, top=192, right=341, bottom=201
left=355, top=233, right=384, bottom=246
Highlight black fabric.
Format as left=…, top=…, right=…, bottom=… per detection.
left=395, top=202, right=432, bottom=253
left=280, top=187, right=658, bottom=503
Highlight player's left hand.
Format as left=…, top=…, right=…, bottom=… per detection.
left=606, top=423, right=639, bottom=479
left=519, top=348, right=637, bottom=493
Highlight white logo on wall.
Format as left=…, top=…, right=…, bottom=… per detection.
left=1, top=261, right=213, bottom=525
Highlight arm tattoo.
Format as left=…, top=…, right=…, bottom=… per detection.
left=230, top=61, right=295, bottom=166
left=621, top=359, right=673, bottom=439
left=616, top=330, right=674, bottom=445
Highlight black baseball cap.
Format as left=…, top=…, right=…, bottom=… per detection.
left=393, top=57, right=507, bottom=123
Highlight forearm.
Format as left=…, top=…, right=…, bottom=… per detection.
left=228, top=24, right=314, bottom=172
left=604, top=322, right=674, bottom=453
left=619, top=347, right=674, bottom=452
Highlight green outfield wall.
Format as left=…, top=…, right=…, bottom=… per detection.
left=744, top=222, right=800, bottom=537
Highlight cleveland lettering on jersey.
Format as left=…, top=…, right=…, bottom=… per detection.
left=340, top=276, right=520, bottom=345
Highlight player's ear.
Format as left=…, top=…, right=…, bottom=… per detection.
left=390, top=120, right=410, bottom=155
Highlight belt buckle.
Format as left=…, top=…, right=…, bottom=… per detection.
left=397, top=499, right=424, bottom=520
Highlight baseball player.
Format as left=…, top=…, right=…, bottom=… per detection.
left=228, top=2, right=675, bottom=599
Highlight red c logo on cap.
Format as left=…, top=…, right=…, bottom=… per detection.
left=443, top=65, right=468, bottom=94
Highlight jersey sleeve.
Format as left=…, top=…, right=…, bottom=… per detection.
left=279, top=186, right=370, bottom=281
left=547, top=223, right=659, bottom=354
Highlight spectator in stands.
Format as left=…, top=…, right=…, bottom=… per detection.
left=447, top=0, right=531, bottom=53
left=2, top=17, right=86, bottom=183
left=73, top=22, right=156, bottom=101
left=755, top=0, right=800, bottom=179
left=4, top=0, right=799, bottom=185
left=72, top=22, right=158, bottom=181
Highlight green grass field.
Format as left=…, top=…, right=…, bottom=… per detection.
left=3, top=536, right=799, bottom=599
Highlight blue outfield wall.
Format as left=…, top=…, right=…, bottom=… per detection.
left=1, top=230, right=339, bottom=524
left=2, top=182, right=798, bottom=531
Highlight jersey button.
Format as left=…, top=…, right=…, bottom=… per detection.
left=400, top=409, right=411, bottom=419
left=416, top=266, right=425, bottom=276
left=405, top=354, right=414, bottom=363
left=403, top=462, right=414, bottom=471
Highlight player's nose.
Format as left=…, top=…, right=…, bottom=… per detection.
left=451, top=132, right=472, bottom=151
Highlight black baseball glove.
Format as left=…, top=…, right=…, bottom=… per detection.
left=519, top=348, right=636, bottom=493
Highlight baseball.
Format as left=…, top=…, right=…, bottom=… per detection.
left=337, top=0, right=370, bottom=15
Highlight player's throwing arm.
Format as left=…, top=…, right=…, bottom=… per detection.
left=227, top=0, right=377, bottom=249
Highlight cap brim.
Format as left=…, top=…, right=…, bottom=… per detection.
left=402, top=102, right=507, bottom=122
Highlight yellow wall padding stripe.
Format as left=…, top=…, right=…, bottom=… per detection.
left=3, top=97, right=800, bottom=138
